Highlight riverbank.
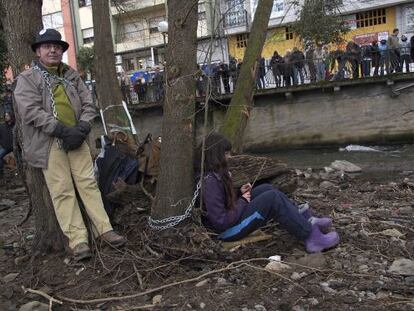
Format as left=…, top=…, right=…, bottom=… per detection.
left=0, top=156, right=413, bottom=310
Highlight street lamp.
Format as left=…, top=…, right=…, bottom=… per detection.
left=158, top=21, right=168, bottom=65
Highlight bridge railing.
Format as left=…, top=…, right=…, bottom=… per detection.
left=125, top=47, right=414, bottom=104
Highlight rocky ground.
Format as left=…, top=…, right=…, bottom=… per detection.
left=0, top=159, right=413, bottom=311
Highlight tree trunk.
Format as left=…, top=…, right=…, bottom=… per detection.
left=152, top=0, right=198, bottom=220
left=0, top=0, right=67, bottom=252
left=219, top=0, right=274, bottom=153
left=91, top=0, right=126, bottom=128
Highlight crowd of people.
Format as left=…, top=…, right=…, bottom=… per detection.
left=111, top=29, right=414, bottom=104
left=201, top=28, right=413, bottom=94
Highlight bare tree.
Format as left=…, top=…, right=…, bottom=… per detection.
left=0, top=0, right=67, bottom=252
left=151, top=0, right=198, bottom=222
left=91, top=0, right=126, bottom=128
left=219, top=0, right=274, bottom=153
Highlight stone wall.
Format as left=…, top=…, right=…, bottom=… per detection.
left=91, top=75, right=414, bottom=153
left=240, top=79, right=414, bottom=151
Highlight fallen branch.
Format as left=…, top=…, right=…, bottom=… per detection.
left=133, top=263, right=144, bottom=290
left=57, top=258, right=268, bottom=304
left=22, top=286, right=63, bottom=307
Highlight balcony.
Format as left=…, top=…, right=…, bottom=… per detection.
left=223, top=10, right=248, bottom=28
left=115, top=28, right=165, bottom=53
left=111, top=0, right=165, bottom=15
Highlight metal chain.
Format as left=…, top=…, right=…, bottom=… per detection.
left=148, top=181, right=201, bottom=231
left=33, top=65, right=71, bottom=149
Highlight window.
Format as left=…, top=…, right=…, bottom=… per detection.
left=236, top=34, right=248, bottom=48
left=356, top=9, right=386, bottom=28
left=42, top=12, right=63, bottom=29
left=149, top=16, right=166, bottom=34
left=272, top=0, right=284, bottom=14
left=118, top=21, right=145, bottom=42
left=285, top=26, right=293, bottom=40
left=125, top=58, right=136, bottom=71
left=406, top=7, right=414, bottom=32
left=82, top=28, right=94, bottom=45
left=79, top=0, right=92, bottom=7
left=227, top=0, right=244, bottom=12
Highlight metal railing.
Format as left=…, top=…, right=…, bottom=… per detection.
left=124, top=47, right=414, bottom=104
left=223, top=10, right=248, bottom=28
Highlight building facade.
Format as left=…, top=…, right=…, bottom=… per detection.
left=225, top=0, right=413, bottom=60
left=42, top=0, right=413, bottom=72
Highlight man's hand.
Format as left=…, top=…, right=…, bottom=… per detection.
left=52, top=123, right=86, bottom=151
left=77, top=120, right=91, bottom=136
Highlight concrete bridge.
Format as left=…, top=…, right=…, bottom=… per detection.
left=96, top=73, right=414, bottom=152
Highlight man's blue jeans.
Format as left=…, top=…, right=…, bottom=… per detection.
left=218, top=184, right=312, bottom=242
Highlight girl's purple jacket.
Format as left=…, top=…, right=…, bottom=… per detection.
left=201, top=173, right=248, bottom=233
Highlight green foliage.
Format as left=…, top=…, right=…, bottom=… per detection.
left=76, top=46, right=94, bottom=76
left=292, top=0, right=350, bottom=46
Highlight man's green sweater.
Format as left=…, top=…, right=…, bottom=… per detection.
left=47, top=64, right=77, bottom=127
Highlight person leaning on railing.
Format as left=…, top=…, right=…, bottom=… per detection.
left=400, top=35, right=411, bottom=73
left=388, top=28, right=401, bottom=73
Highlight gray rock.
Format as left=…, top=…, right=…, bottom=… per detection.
left=265, top=261, right=291, bottom=272
left=388, top=258, right=414, bottom=276
left=303, top=172, right=312, bottom=179
left=25, top=235, right=34, bottom=241
left=18, top=301, right=48, bottom=311
left=320, top=181, right=336, bottom=189
left=320, top=282, right=337, bottom=294
left=292, top=306, right=305, bottom=311
left=330, top=160, right=362, bottom=173
left=15, top=255, right=30, bottom=267
left=254, top=304, right=266, bottom=311
left=306, top=298, right=319, bottom=306
left=405, top=276, right=414, bottom=285
left=293, top=253, right=327, bottom=269
left=332, top=261, right=342, bottom=270
left=2, top=273, right=19, bottom=283
left=375, top=291, right=390, bottom=299
left=200, top=302, right=206, bottom=309
left=358, top=265, right=369, bottom=273
left=195, top=279, right=210, bottom=287
left=152, top=294, right=162, bottom=305
left=216, top=277, right=227, bottom=285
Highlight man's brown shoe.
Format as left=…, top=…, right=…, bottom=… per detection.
left=101, top=231, right=127, bottom=247
left=73, top=243, right=92, bottom=261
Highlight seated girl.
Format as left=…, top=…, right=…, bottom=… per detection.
left=194, top=132, right=339, bottom=253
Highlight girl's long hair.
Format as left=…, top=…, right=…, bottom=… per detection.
left=195, top=132, right=235, bottom=210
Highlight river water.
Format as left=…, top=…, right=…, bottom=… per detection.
left=260, top=143, right=414, bottom=180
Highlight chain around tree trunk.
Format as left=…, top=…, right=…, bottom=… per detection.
left=148, top=181, right=201, bottom=230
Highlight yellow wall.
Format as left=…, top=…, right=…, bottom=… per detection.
left=342, top=6, right=396, bottom=45
left=228, top=6, right=397, bottom=60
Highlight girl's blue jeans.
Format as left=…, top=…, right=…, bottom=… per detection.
left=218, top=184, right=312, bottom=242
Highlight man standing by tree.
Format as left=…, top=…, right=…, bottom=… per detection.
left=13, top=29, right=126, bottom=261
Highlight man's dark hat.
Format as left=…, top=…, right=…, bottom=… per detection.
left=31, top=28, right=69, bottom=52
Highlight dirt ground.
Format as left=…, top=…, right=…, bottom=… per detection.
left=0, top=163, right=413, bottom=311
